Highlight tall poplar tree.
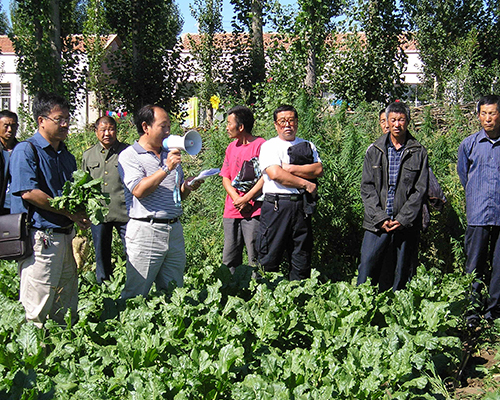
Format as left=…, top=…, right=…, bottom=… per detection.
left=326, top=0, right=407, bottom=105
left=402, top=0, right=483, bottom=101
left=9, top=0, right=86, bottom=106
left=190, top=0, right=223, bottom=125
left=103, top=0, right=184, bottom=113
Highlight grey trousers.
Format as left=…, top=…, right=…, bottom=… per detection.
left=121, top=219, right=185, bottom=300
left=223, top=217, right=260, bottom=273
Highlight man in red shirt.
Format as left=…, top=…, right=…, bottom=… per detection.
left=220, top=106, right=266, bottom=273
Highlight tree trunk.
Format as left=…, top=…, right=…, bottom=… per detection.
left=49, top=0, right=63, bottom=88
left=304, top=45, right=317, bottom=92
left=251, top=0, right=265, bottom=84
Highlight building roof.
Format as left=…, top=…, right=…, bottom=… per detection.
left=0, top=36, right=14, bottom=54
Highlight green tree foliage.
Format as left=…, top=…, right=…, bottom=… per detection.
left=294, top=0, right=342, bottom=92
left=259, top=0, right=340, bottom=106
left=102, top=0, right=184, bottom=113
left=9, top=0, right=86, bottom=107
left=326, top=0, right=407, bottom=105
left=190, top=0, right=224, bottom=125
left=83, top=0, right=111, bottom=112
left=401, top=0, right=484, bottom=101
left=229, top=0, right=269, bottom=100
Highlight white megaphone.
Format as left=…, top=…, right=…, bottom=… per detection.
left=162, top=130, right=202, bottom=155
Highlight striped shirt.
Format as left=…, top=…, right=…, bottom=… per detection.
left=458, top=129, right=500, bottom=226
left=385, top=140, right=405, bottom=218
left=118, top=141, right=184, bottom=219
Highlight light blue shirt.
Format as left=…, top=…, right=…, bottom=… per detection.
left=458, top=129, right=500, bottom=226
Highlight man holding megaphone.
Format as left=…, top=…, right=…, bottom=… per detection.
left=118, top=105, right=202, bottom=299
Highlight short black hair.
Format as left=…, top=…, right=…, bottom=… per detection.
left=477, top=94, right=500, bottom=114
left=273, top=105, right=298, bottom=122
left=135, top=104, right=158, bottom=135
left=227, top=106, right=254, bottom=134
left=385, top=102, right=410, bottom=122
left=379, top=108, right=386, bottom=118
left=32, top=91, right=70, bottom=123
left=0, top=110, right=18, bottom=122
left=94, top=115, right=117, bottom=130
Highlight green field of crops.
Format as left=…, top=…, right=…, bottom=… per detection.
left=0, top=259, right=489, bottom=399
left=3, top=101, right=500, bottom=399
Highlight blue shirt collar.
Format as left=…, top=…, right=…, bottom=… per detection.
left=31, top=131, right=68, bottom=152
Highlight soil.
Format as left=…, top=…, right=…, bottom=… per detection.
left=453, top=342, right=500, bottom=398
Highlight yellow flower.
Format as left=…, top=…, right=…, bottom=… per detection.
left=210, top=95, right=220, bottom=110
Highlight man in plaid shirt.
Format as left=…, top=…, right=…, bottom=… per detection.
left=358, top=102, right=429, bottom=291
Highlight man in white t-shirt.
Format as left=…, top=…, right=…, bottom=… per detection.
left=257, top=105, right=323, bottom=280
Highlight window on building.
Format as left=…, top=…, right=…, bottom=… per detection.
left=0, top=84, right=10, bottom=110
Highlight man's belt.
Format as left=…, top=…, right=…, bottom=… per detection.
left=35, top=226, right=73, bottom=234
left=132, top=217, right=179, bottom=224
left=264, top=193, right=302, bottom=202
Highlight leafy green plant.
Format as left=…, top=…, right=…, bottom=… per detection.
left=49, top=169, right=110, bottom=225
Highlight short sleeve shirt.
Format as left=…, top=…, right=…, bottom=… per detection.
left=118, top=141, right=185, bottom=219
left=10, top=132, right=76, bottom=229
left=259, top=136, right=321, bottom=194
left=220, top=137, right=266, bottom=219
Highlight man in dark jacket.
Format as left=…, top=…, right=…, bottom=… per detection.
left=357, top=102, right=429, bottom=291
left=0, top=110, right=19, bottom=214
left=82, top=116, right=129, bottom=284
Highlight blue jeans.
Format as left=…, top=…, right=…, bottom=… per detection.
left=357, top=226, right=419, bottom=292
left=90, top=221, right=127, bottom=284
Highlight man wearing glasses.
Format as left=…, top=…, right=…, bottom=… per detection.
left=257, top=104, right=323, bottom=280
left=358, top=101, right=428, bottom=292
left=10, top=91, right=90, bottom=327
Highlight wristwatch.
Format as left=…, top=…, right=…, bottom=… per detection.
left=161, top=164, right=171, bottom=175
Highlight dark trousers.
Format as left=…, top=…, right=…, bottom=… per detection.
left=91, top=221, right=127, bottom=284
left=465, top=225, right=500, bottom=320
left=357, top=227, right=420, bottom=292
left=257, top=198, right=313, bottom=280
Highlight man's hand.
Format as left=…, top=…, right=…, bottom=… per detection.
left=68, top=210, right=91, bottom=230
left=304, top=181, right=317, bottom=196
left=381, top=219, right=401, bottom=233
left=185, top=177, right=203, bottom=191
left=165, top=149, right=181, bottom=171
left=233, top=196, right=251, bottom=213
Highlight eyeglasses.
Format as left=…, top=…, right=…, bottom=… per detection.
left=276, top=117, right=298, bottom=127
left=42, top=115, right=71, bottom=125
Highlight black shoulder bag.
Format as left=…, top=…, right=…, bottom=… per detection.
left=0, top=142, right=39, bottom=260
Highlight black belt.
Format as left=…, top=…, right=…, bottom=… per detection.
left=133, top=217, right=179, bottom=224
left=264, top=193, right=302, bottom=202
left=35, top=226, right=73, bottom=234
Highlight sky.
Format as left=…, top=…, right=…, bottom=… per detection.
left=0, top=0, right=296, bottom=34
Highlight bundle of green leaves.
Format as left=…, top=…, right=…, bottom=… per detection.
left=49, top=169, right=110, bottom=225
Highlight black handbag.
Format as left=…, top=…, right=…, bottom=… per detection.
left=0, top=212, right=32, bottom=260
left=0, top=141, right=39, bottom=260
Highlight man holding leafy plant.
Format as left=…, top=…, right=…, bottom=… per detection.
left=9, top=92, right=91, bottom=327
left=118, top=105, right=202, bottom=299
